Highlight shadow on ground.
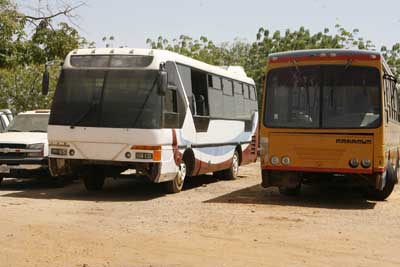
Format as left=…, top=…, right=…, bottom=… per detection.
left=205, top=184, right=377, bottom=210
left=0, top=174, right=222, bottom=202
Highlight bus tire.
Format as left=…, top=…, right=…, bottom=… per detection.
left=279, top=184, right=301, bottom=196
left=214, top=151, right=240, bottom=180
left=165, top=160, right=187, bottom=194
left=364, top=168, right=396, bottom=201
left=82, top=169, right=105, bottom=191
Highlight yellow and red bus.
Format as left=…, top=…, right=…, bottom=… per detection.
left=260, top=49, right=399, bottom=200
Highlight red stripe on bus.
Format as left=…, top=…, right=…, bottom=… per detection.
left=262, top=165, right=373, bottom=174
left=269, top=54, right=380, bottom=64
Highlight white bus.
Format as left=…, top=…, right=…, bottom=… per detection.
left=44, top=48, right=258, bottom=193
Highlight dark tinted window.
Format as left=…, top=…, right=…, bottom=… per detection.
left=212, top=76, right=222, bottom=90
left=70, top=55, right=154, bottom=68
left=243, top=84, right=250, bottom=99
left=322, top=66, right=380, bottom=128
left=207, top=75, right=213, bottom=88
left=249, top=86, right=256, bottom=100
left=222, top=79, right=233, bottom=96
left=50, top=69, right=162, bottom=129
left=234, top=81, right=243, bottom=95
left=264, top=65, right=381, bottom=129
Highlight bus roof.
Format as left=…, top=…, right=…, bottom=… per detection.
left=268, top=49, right=381, bottom=59
left=268, top=49, right=394, bottom=76
left=65, top=48, right=255, bottom=85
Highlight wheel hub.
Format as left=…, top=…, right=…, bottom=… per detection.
left=233, top=154, right=239, bottom=176
left=177, top=162, right=186, bottom=186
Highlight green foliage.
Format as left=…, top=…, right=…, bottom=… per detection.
left=2, top=0, right=400, bottom=114
left=27, top=22, right=85, bottom=65
left=381, top=43, right=400, bottom=78
left=0, top=0, right=26, bottom=68
left=0, top=65, right=58, bottom=113
left=0, top=0, right=86, bottom=112
left=147, top=25, right=389, bottom=99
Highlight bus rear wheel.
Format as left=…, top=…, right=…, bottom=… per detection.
left=82, top=169, right=105, bottom=191
left=364, top=168, right=396, bottom=201
left=214, top=151, right=240, bottom=180
left=165, top=161, right=187, bottom=194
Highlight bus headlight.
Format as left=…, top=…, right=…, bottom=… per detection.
left=281, top=156, right=291, bottom=166
left=270, top=156, right=280, bottom=165
left=349, top=158, right=359, bottom=168
left=361, top=159, right=371, bottom=168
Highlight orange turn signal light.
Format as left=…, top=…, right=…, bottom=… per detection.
left=153, top=150, right=161, bottom=161
left=131, top=145, right=161, bottom=151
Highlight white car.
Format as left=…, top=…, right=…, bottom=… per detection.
left=0, top=110, right=50, bottom=185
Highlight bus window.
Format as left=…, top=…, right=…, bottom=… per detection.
left=323, top=66, right=381, bottom=128
left=212, top=76, right=222, bottom=90
left=164, top=61, right=186, bottom=128
left=222, top=79, right=233, bottom=96
left=265, top=66, right=321, bottom=128
left=249, top=85, right=256, bottom=100
left=191, top=69, right=209, bottom=116
left=243, top=84, right=250, bottom=99
left=207, top=75, right=213, bottom=88
left=177, top=64, right=193, bottom=112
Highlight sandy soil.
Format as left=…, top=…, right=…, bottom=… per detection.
left=0, top=162, right=400, bottom=267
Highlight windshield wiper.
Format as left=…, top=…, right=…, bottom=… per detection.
left=132, top=75, right=159, bottom=128
left=70, top=73, right=105, bottom=129
left=70, top=100, right=98, bottom=129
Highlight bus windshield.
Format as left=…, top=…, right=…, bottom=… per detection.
left=49, top=69, right=162, bottom=129
left=264, top=65, right=381, bottom=129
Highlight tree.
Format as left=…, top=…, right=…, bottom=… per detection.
left=0, top=0, right=87, bottom=112
left=146, top=25, right=399, bottom=102
left=381, top=43, right=400, bottom=79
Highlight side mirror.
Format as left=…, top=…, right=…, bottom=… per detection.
left=42, top=68, right=50, bottom=95
left=158, top=70, right=167, bottom=96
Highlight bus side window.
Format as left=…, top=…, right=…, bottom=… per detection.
left=208, top=75, right=223, bottom=119
left=243, top=84, right=250, bottom=99
left=384, top=73, right=399, bottom=122
left=191, top=69, right=209, bottom=116
left=164, top=61, right=187, bottom=128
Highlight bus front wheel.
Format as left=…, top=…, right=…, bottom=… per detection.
left=82, top=169, right=105, bottom=191
left=165, top=161, right=187, bottom=194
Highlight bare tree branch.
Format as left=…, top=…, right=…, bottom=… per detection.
left=20, top=2, right=85, bottom=22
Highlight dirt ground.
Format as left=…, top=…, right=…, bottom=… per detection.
left=0, top=162, right=400, bottom=267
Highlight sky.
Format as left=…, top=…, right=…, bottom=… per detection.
left=18, top=0, right=400, bottom=49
